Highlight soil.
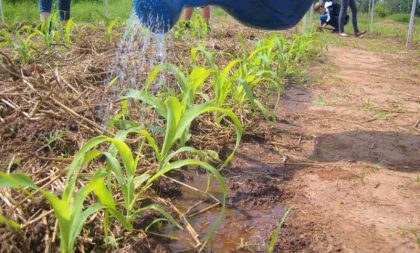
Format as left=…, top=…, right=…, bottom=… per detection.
left=157, top=43, right=419, bottom=253
left=223, top=45, right=420, bottom=252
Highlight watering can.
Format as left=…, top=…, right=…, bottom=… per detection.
left=134, top=0, right=315, bottom=33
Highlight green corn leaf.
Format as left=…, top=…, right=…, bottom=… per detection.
left=161, top=97, right=184, bottom=158
left=145, top=218, right=168, bottom=232
left=116, top=127, right=162, bottom=162
left=133, top=174, right=151, bottom=189
left=92, top=174, right=116, bottom=209
left=237, top=78, right=257, bottom=109
left=0, top=214, right=21, bottom=230
left=185, top=66, right=211, bottom=105
left=191, top=46, right=216, bottom=67
left=69, top=203, right=104, bottom=251
left=107, top=138, right=135, bottom=177
left=268, top=207, right=292, bottom=253
left=0, top=172, right=37, bottom=189
left=125, top=89, right=167, bottom=118
left=103, top=152, right=124, bottom=185
left=64, top=19, right=74, bottom=46
left=165, top=64, right=188, bottom=91
left=107, top=207, right=133, bottom=230
left=163, top=146, right=202, bottom=165
left=138, top=204, right=183, bottom=230
left=176, top=103, right=242, bottom=167
left=145, top=65, right=162, bottom=90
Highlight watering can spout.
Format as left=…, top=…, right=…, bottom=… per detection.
left=134, top=0, right=315, bottom=34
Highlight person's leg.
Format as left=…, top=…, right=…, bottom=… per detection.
left=58, top=0, right=71, bottom=23
left=39, top=0, right=53, bottom=21
left=330, top=16, right=339, bottom=32
left=338, top=0, right=349, bottom=34
left=201, top=5, right=210, bottom=24
left=184, top=7, right=194, bottom=20
left=348, top=0, right=359, bottom=34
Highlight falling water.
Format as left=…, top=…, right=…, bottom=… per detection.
left=100, top=12, right=168, bottom=125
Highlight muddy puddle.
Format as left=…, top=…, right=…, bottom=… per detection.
left=164, top=167, right=287, bottom=252
left=161, top=86, right=313, bottom=252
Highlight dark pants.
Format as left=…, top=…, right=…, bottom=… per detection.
left=339, top=0, right=359, bottom=33
left=39, top=0, right=71, bottom=21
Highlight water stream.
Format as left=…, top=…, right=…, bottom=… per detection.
left=100, top=13, right=168, bottom=125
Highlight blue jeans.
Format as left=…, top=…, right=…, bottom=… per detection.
left=338, top=0, right=359, bottom=33
left=39, top=0, right=71, bottom=21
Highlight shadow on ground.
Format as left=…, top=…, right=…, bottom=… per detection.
left=309, top=131, right=420, bottom=170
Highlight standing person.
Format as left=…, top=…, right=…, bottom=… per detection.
left=39, top=0, right=71, bottom=25
left=338, top=0, right=366, bottom=37
left=184, top=6, right=211, bottom=25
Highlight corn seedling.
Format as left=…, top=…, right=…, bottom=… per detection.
left=193, top=46, right=273, bottom=118
left=95, top=10, right=120, bottom=42
left=125, top=91, right=243, bottom=167
left=66, top=134, right=182, bottom=228
left=67, top=130, right=228, bottom=250
left=64, top=19, right=75, bottom=47
left=192, top=46, right=241, bottom=109
left=146, top=63, right=211, bottom=108
left=34, top=12, right=61, bottom=48
left=11, top=25, right=37, bottom=64
left=36, top=130, right=65, bottom=152
left=173, top=13, right=210, bottom=40
left=0, top=29, right=11, bottom=48
left=268, top=207, right=292, bottom=253
left=0, top=168, right=131, bottom=253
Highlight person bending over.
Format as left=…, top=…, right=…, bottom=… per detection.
left=39, top=0, right=71, bottom=25
left=314, top=1, right=348, bottom=33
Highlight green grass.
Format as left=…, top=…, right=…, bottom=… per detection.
left=2, top=1, right=229, bottom=23
left=3, top=0, right=132, bottom=23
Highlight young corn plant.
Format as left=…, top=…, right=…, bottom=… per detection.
left=71, top=125, right=230, bottom=250
left=105, top=64, right=242, bottom=245
left=145, top=63, right=211, bottom=108
left=0, top=29, right=12, bottom=48
left=192, top=45, right=273, bottom=118
left=191, top=46, right=242, bottom=110
left=64, top=19, right=75, bottom=47
left=65, top=133, right=183, bottom=230
left=95, top=10, right=121, bottom=42
left=0, top=168, right=131, bottom=253
left=12, top=25, right=36, bottom=64
left=284, top=32, right=322, bottom=77
left=173, top=13, right=210, bottom=40
left=34, top=12, right=61, bottom=49
left=125, top=91, right=243, bottom=167
left=236, top=36, right=284, bottom=114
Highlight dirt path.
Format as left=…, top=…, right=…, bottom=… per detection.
left=229, top=45, right=420, bottom=252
